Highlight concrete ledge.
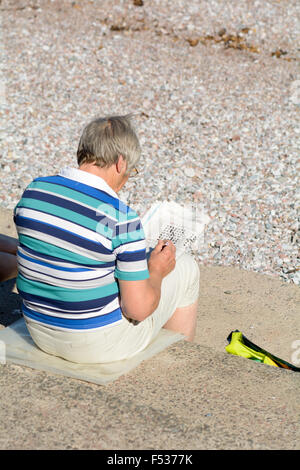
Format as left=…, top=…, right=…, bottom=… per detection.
left=0, top=339, right=299, bottom=450
left=0, top=207, right=299, bottom=449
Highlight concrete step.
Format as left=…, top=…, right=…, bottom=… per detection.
left=0, top=335, right=299, bottom=450
left=0, top=207, right=299, bottom=449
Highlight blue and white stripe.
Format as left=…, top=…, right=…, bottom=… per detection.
left=14, top=167, right=149, bottom=331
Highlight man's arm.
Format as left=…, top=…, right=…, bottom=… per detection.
left=118, top=240, right=176, bottom=322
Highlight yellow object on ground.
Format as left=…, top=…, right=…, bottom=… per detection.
left=226, top=330, right=300, bottom=372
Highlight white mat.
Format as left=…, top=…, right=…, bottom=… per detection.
left=0, top=318, right=184, bottom=385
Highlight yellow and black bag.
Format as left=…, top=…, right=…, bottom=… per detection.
left=226, top=330, right=300, bottom=372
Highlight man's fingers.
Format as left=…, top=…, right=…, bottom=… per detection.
left=149, top=240, right=176, bottom=278
left=153, top=240, right=164, bottom=252
left=163, top=240, right=176, bottom=254
left=154, top=239, right=169, bottom=252
left=153, top=240, right=176, bottom=258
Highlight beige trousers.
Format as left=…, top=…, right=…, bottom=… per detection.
left=25, top=254, right=200, bottom=363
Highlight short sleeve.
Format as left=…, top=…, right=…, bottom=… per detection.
left=112, top=208, right=149, bottom=281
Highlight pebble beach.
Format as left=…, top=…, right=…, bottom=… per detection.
left=0, top=0, right=299, bottom=284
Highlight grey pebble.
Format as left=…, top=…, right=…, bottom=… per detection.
left=0, top=0, right=298, bottom=285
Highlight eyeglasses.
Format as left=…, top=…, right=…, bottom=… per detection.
left=129, top=167, right=139, bottom=178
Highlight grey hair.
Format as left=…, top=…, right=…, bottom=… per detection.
left=77, top=114, right=141, bottom=173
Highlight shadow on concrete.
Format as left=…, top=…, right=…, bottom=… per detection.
left=0, top=278, right=22, bottom=327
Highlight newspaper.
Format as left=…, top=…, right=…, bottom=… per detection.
left=141, top=201, right=210, bottom=259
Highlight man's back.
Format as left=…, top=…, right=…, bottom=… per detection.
left=14, top=167, right=149, bottom=332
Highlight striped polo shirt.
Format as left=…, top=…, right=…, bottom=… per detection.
left=14, top=167, right=149, bottom=331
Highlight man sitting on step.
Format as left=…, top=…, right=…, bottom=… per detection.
left=13, top=115, right=200, bottom=363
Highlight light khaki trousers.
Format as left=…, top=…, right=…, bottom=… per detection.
left=26, top=254, right=200, bottom=363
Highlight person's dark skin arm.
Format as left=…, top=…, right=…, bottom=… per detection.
left=0, top=234, right=18, bottom=255
left=0, top=234, right=18, bottom=282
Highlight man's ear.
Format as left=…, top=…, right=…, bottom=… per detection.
left=116, top=155, right=127, bottom=174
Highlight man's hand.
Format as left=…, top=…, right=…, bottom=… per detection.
left=148, top=239, right=176, bottom=279
left=118, top=240, right=176, bottom=322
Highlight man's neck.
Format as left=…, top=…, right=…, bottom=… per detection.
left=79, top=163, right=119, bottom=192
